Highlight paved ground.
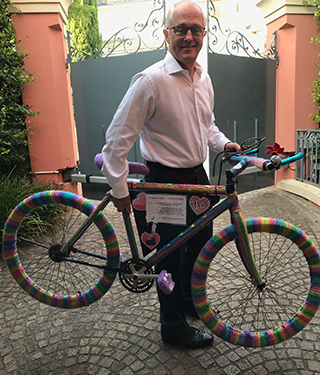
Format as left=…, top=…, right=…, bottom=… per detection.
left=1, top=186, right=320, bottom=375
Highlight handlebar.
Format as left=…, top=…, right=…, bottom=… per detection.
left=227, top=152, right=304, bottom=178
left=279, top=152, right=304, bottom=166
left=95, top=137, right=304, bottom=182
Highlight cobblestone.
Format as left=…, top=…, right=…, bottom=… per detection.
left=1, top=187, right=320, bottom=374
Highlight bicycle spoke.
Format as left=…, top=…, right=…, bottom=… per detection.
left=210, top=282, right=251, bottom=319
left=224, top=285, right=256, bottom=328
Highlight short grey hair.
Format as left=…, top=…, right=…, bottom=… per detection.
left=165, top=1, right=207, bottom=28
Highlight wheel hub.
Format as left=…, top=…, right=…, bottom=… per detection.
left=48, top=244, right=65, bottom=262
left=257, top=282, right=266, bottom=292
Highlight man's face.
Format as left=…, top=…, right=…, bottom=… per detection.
left=163, top=2, right=206, bottom=71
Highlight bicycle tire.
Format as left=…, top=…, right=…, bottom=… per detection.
left=192, top=218, right=320, bottom=347
left=2, top=190, right=120, bottom=308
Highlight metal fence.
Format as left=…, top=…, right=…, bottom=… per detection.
left=296, top=129, right=320, bottom=187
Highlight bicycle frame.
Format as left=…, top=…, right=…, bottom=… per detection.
left=58, top=151, right=304, bottom=284
left=59, top=160, right=271, bottom=288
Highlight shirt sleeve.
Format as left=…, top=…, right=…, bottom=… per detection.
left=101, top=73, right=156, bottom=198
left=207, top=112, right=231, bottom=154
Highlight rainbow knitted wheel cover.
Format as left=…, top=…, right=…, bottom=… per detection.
left=2, top=190, right=120, bottom=308
left=192, top=218, right=320, bottom=347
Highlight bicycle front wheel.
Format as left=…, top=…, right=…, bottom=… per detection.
left=2, top=190, right=120, bottom=308
left=192, top=218, right=320, bottom=347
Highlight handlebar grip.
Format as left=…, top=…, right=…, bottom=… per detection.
left=246, top=148, right=258, bottom=155
left=280, top=152, right=304, bottom=166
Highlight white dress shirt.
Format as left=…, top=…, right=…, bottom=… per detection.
left=101, top=52, right=230, bottom=199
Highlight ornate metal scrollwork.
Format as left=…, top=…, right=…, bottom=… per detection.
left=67, top=0, right=279, bottom=67
left=103, top=0, right=165, bottom=56
left=66, top=0, right=165, bottom=65
left=207, top=0, right=279, bottom=66
left=66, top=31, right=98, bottom=66
left=207, top=0, right=231, bottom=52
left=268, top=30, right=279, bottom=68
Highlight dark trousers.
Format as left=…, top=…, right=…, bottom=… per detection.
left=145, top=161, right=213, bottom=327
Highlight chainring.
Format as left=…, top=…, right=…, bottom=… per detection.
left=118, top=258, right=155, bottom=293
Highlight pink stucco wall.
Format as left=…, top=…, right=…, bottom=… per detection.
left=12, top=13, right=80, bottom=194
left=266, top=14, right=319, bottom=183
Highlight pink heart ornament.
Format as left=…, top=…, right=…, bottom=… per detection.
left=133, top=193, right=146, bottom=211
left=141, top=232, right=160, bottom=249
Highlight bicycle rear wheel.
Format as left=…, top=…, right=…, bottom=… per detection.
left=192, top=218, right=320, bottom=347
left=2, top=190, right=120, bottom=308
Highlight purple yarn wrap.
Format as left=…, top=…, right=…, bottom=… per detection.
left=94, top=154, right=149, bottom=176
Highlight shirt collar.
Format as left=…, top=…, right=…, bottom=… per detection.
left=164, top=52, right=203, bottom=76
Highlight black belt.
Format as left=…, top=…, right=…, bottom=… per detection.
left=146, top=161, right=203, bottom=173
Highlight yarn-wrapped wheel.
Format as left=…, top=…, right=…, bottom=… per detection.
left=192, top=218, right=320, bottom=347
left=2, top=190, right=120, bottom=308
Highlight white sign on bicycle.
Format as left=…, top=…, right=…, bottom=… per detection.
left=146, top=194, right=186, bottom=225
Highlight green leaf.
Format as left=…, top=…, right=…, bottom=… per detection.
left=0, top=0, right=37, bottom=176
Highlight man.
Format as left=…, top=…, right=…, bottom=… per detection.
left=101, top=0, right=241, bottom=348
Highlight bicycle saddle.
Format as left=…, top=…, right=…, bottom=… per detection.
left=94, top=153, right=150, bottom=176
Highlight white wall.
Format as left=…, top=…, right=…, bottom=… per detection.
left=98, top=0, right=266, bottom=64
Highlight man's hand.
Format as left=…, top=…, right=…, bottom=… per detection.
left=112, top=195, right=132, bottom=214
left=224, top=142, right=242, bottom=152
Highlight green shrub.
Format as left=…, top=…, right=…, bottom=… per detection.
left=0, top=173, right=62, bottom=250
left=67, top=0, right=103, bottom=61
left=0, top=0, right=36, bottom=176
left=304, top=0, right=320, bottom=123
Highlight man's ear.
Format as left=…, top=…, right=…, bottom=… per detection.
left=163, top=28, right=169, bottom=44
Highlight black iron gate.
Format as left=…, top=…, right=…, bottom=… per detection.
left=68, top=0, right=278, bottom=198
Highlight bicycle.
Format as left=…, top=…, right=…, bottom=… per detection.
left=2, top=138, right=320, bottom=348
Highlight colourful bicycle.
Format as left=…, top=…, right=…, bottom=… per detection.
left=2, top=138, right=320, bottom=347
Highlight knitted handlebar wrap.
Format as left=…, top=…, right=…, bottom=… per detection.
left=94, top=153, right=150, bottom=176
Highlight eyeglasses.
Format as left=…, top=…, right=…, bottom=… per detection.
left=167, top=25, right=205, bottom=37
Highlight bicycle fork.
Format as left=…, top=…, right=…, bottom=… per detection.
left=228, top=193, right=265, bottom=291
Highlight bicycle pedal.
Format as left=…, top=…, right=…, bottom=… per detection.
left=157, top=270, right=175, bottom=295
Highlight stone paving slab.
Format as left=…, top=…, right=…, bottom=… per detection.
left=1, top=186, right=320, bottom=375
